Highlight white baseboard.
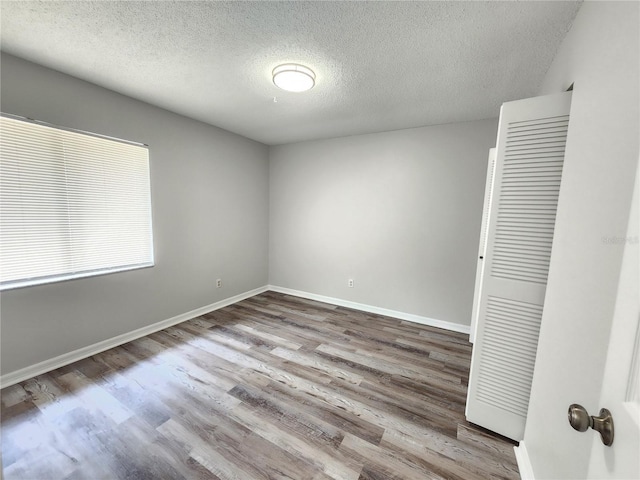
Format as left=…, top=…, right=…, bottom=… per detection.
left=0, top=285, right=268, bottom=388
left=268, top=285, right=470, bottom=335
left=514, top=441, right=535, bottom=480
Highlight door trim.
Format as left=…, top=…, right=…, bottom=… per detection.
left=514, top=441, right=536, bottom=480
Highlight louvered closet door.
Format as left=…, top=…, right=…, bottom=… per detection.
left=470, top=148, right=497, bottom=344
left=466, top=92, right=572, bottom=441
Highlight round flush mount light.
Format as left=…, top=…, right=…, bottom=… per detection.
left=272, top=63, right=316, bottom=92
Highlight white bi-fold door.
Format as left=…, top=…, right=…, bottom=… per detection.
left=470, top=148, right=496, bottom=344
left=466, top=91, right=572, bottom=441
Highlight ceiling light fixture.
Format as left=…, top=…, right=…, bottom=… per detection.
left=272, top=64, right=315, bottom=92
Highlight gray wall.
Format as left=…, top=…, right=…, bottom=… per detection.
left=523, top=2, right=639, bottom=478
left=0, top=53, right=270, bottom=375
left=269, top=119, right=498, bottom=327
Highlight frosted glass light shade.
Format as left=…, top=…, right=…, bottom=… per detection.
left=272, top=64, right=315, bottom=92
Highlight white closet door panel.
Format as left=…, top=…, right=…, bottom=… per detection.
left=470, top=148, right=497, bottom=343
left=466, top=92, right=572, bottom=441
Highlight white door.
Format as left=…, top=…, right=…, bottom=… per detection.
left=466, top=91, right=572, bottom=441
left=585, top=161, right=639, bottom=479
left=470, top=148, right=496, bottom=344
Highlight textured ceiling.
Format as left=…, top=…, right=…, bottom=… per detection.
left=1, top=1, right=581, bottom=145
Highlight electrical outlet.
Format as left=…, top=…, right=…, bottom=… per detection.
left=348, top=279, right=354, bottom=288
left=216, top=279, right=222, bottom=288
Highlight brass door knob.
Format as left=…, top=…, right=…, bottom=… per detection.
left=568, top=404, right=614, bottom=446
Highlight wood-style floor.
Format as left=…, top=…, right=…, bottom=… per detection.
left=1, top=292, right=519, bottom=480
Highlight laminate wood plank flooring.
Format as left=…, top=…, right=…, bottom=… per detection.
left=1, top=292, right=519, bottom=479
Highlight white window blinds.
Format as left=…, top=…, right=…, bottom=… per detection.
left=0, top=114, right=154, bottom=290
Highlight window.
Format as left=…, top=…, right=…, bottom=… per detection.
left=0, top=114, right=154, bottom=290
